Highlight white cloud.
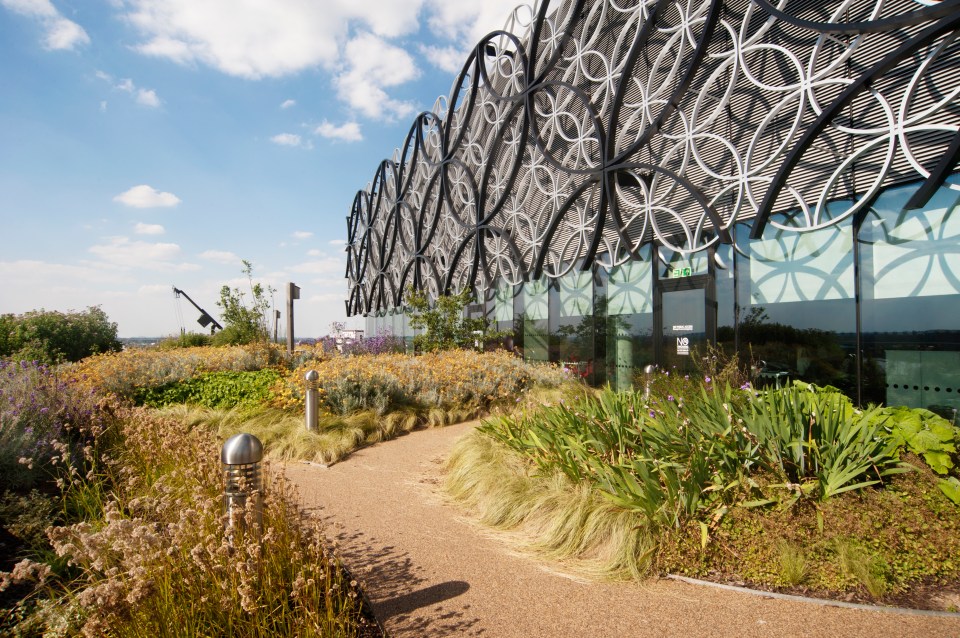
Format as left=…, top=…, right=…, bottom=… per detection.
left=1, top=0, right=90, bottom=50
left=292, top=230, right=313, bottom=240
left=314, top=120, right=362, bottom=143
left=328, top=239, right=347, bottom=246
left=419, top=44, right=469, bottom=74
left=288, top=257, right=343, bottom=276
left=199, top=249, right=240, bottom=264
left=134, top=222, right=165, bottom=235
left=335, top=32, right=418, bottom=120
left=89, top=237, right=198, bottom=271
left=100, top=100, right=108, bottom=112
left=136, top=88, right=161, bottom=107
left=424, top=0, right=530, bottom=48
left=96, top=72, right=161, bottom=108
left=307, top=249, right=322, bottom=256
left=109, top=1, right=527, bottom=121
left=270, top=133, right=311, bottom=148
left=114, top=185, right=181, bottom=208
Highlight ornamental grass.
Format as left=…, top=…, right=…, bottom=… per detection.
left=271, top=349, right=571, bottom=416
left=447, top=371, right=960, bottom=602
left=1, top=358, right=371, bottom=637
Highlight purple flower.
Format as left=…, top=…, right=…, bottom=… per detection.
left=705, top=376, right=712, bottom=384
left=740, top=382, right=751, bottom=390
left=667, top=395, right=674, bottom=402
left=648, top=410, right=655, bottom=418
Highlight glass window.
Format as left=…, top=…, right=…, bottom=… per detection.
left=605, top=246, right=654, bottom=391
left=859, top=176, right=960, bottom=414
left=550, top=270, right=596, bottom=381
left=715, top=241, right=736, bottom=355
left=523, top=278, right=549, bottom=362
left=737, top=212, right=856, bottom=395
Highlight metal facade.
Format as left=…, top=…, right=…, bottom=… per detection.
left=344, top=0, right=960, bottom=316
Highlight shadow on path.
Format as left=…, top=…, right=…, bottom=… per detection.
left=315, top=513, right=483, bottom=636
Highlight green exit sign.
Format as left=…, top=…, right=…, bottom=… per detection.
left=671, top=267, right=692, bottom=278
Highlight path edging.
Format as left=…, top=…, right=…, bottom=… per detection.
left=666, top=574, right=960, bottom=618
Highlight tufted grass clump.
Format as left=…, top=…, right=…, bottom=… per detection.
left=447, top=367, right=960, bottom=605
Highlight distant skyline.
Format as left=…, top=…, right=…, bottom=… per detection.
left=0, top=0, right=526, bottom=337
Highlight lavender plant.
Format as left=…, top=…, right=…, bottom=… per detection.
left=0, top=361, right=105, bottom=489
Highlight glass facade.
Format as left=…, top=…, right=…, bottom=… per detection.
left=736, top=209, right=857, bottom=396
left=605, top=251, right=654, bottom=391
left=361, top=177, right=960, bottom=413
left=859, top=178, right=960, bottom=416
left=484, top=177, right=958, bottom=412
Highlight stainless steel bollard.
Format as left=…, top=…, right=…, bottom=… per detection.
left=305, top=370, right=319, bottom=432
left=643, top=364, right=656, bottom=400
left=222, top=433, right=263, bottom=536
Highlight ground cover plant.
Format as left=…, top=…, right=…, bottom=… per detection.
left=65, top=343, right=287, bottom=398
left=446, top=366, right=960, bottom=608
left=0, top=358, right=376, bottom=637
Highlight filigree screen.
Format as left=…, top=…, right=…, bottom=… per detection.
left=345, top=0, right=960, bottom=316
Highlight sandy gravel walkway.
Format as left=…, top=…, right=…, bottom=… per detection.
left=284, top=421, right=960, bottom=638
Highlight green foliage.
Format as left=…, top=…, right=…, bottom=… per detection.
left=156, top=332, right=212, bottom=349
left=870, top=406, right=959, bottom=475
left=405, top=287, right=504, bottom=352
left=940, top=477, right=960, bottom=505
left=740, top=383, right=907, bottom=502
left=0, top=307, right=122, bottom=364
left=134, top=369, right=282, bottom=410
left=482, top=380, right=915, bottom=540
left=212, top=260, right=274, bottom=345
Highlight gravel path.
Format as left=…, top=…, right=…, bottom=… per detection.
left=284, top=421, right=960, bottom=638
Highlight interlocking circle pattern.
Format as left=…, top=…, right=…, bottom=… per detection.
left=345, top=0, right=960, bottom=316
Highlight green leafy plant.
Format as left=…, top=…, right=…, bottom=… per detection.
left=133, top=369, right=282, bottom=410
left=871, top=406, right=959, bottom=475
left=405, top=287, right=505, bottom=352
left=212, top=260, right=275, bottom=346
left=740, top=383, right=909, bottom=503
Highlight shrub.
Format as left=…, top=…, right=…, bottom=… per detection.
left=156, top=332, right=212, bottom=349
left=0, top=307, right=122, bottom=365
left=481, top=380, right=912, bottom=534
left=212, top=260, right=273, bottom=345
left=341, top=329, right=406, bottom=356
left=405, top=288, right=505, bottom=352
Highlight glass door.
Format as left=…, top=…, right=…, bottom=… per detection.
left=661, top=287, right=707, bottom=373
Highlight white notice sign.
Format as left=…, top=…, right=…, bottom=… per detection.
left=676, top=336, right=689, bottom=356
left=672, top=324, right=693, bottom=331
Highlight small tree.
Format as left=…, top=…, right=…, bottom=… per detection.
left=405, top=287, right=503, bottom=353
left=212, top=260, right=274, bottom=346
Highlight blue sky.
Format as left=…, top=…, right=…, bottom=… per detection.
left=0, top=0, right=523, bottom=337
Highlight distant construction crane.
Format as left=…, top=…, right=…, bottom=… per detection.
left=173, top=286, right=223, bottom=334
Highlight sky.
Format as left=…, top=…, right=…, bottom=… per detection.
left=0, top=0, right=526, bottom=338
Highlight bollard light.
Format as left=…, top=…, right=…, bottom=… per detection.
left=643, top=364, right=656, bottom=400
left=221, top=433, right=263, bottom=536
left=305, top=370, right=319, bottom=432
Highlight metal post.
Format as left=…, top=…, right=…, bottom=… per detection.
left=305, top=370, right=319, bottom=432
left=643, top=364, right=656, bottom=400
left=221, top=433, right=264, bottom=537
left=286, top=282, right=300, bottom=355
